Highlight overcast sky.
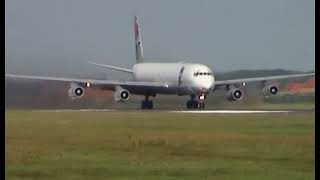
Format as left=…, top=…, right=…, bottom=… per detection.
left=5, top=0, right=314, bottom=77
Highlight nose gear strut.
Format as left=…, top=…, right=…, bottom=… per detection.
left=186, top=94, right=206, bottom=109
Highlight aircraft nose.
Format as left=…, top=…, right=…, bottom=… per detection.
left=201, top=80, right=214, bottom=92
left=207, top=78, right=215, bottom=91
left=201, top=87, right=208, bottom=92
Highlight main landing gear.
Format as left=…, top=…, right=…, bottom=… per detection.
left=186, top=94, right=206, bottom=109
left=141, top=95, right=153, bottom=109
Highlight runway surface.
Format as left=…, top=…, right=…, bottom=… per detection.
left=29, top=109, right=313, bottom=114
left=170, top=110, right=295, bottom=114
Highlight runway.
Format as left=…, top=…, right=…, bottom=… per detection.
left=34, top=109, right=116, bottom=112
left=169, top=110, right=295, bottom=114
left=30, top=109, right=312, bottom=114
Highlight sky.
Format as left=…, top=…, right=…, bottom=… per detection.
left=5, top=0, right=315, bottom=77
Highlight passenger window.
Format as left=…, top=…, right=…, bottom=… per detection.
left=199, top=73, right=203, bottom=75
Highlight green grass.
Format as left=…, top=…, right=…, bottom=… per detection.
left=220, top=102, right=315, bottom=110
left=5, top=111, right=314, bottom=180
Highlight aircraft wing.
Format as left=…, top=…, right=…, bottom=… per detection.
left=214, top=73, right=314, bottom=87
left=88, top=61, right=134, bottom=73
left=5, top=74, right=169, bottom=91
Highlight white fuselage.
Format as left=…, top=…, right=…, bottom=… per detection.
left=132, top=62, right=215, bottom=95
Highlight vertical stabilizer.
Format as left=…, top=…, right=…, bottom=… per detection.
left=134, top=16, right=144, bottom=63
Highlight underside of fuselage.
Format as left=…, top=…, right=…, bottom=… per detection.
left=121, top=85, right=195, bottom=96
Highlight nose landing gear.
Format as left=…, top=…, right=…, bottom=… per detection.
left=186, top=94, right=206, bottom=109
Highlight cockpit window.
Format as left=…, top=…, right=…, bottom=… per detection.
left=194, top=72, right=213, bottom=76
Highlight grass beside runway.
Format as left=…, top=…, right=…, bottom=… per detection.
left=215, top=102, right=315, bottom=110
left=5, top=111, right=314, bottom=180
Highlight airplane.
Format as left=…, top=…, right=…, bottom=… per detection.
left=5, top=16, right=314, bottom=110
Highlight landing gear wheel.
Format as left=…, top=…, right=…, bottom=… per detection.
left=141, top=95, right=154, bottom=110
left=186, top=100, right=193, bottom=109
left=147, top=101, right=153, bottom=109
left=141, top=100, right=153, bottom=109
left=186, top=100, right=199, bottom=109
left=192, top=101, right=199, bottom=109
left=141, top=101, right=146, bottom=109
left=186, top=101, right=191, bottom=109
left=199, top=102, right=205, bottom=109
left=186, top=95, right=204, bottom=109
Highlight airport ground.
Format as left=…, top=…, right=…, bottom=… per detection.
left=5, top=104, right=314, bottom=180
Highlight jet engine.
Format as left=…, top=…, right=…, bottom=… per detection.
left=113, top=87, right=130, bottom=102
left=262, top=85, right=279, bottom=96
left=226, top=88, right=243, bottom=101
left=68, top=85, right=84, bottom=99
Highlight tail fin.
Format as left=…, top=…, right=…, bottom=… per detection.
left=134, top=16, right=144, bottom=63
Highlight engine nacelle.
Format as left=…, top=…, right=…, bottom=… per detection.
left=113, top=87, right=130, bottom=102
left=262, top=84, right=279, bottom=96
left=226, top=88, right=243, bottom=101
left=262, top=85, right=279, bottom=96
left=68, top=85, right=84, bottom=99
